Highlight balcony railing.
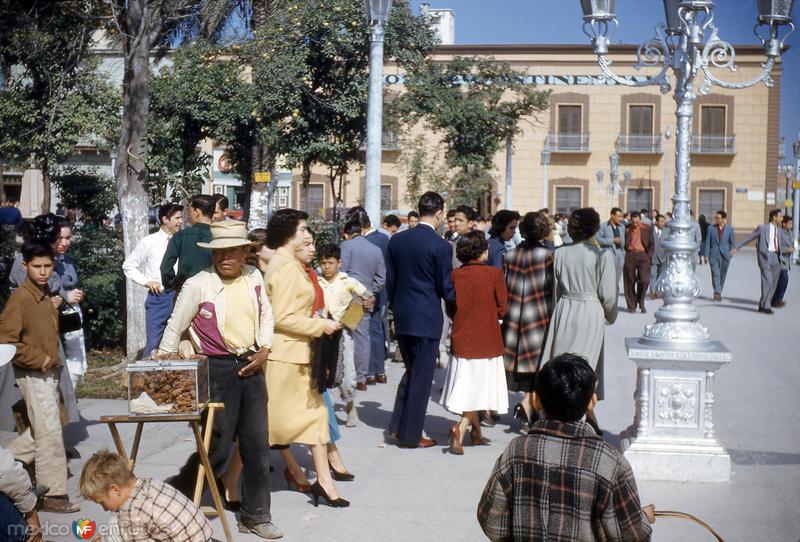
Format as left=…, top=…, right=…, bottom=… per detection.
left=691, top=134, right=736, bottom=155
left=617, top=134, right=662, bottom=154
left=359, top=132, right=400, bottom=151
left=545, top=133, right=591, bottom=153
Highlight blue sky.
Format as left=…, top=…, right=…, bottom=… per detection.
left=410, top=0, right=800, bottom=163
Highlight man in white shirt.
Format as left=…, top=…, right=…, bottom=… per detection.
left=122, top=204, right=183, bottom=356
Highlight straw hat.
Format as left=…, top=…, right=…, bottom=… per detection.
left=196, top=221, right=254, bottom=250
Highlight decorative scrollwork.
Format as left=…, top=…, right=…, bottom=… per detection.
left=595, top=24, right=672, bottom=94
left=698, top=23, right=776, bottom=95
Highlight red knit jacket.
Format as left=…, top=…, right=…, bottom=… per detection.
left=450, top=262, right=509, bottom=359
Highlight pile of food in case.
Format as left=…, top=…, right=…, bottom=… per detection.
left=126, top=354, right=209, bottom=416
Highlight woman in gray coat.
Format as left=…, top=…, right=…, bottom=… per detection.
left=540, top=208, right=618, bottom=430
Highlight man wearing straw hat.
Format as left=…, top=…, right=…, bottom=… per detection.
left=157, top=220, right=282, bottom=539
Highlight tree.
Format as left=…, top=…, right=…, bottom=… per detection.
left=0, top=1, right=119, bottom=211
left=248, top=0, right=437, bottom=216
left=395, top=56, right=551, bottom=207
left=109, top=0, right=197, bottom=360
left=396, top=133, right=449, bottom=205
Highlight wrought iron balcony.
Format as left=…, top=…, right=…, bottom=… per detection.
left=545, top=133, right=591, bottom=153
left=359, top=131, right=400, bottom=151
left=691, top=134, right=736, bottom=155
left=617, top=133, right=663, bottom=154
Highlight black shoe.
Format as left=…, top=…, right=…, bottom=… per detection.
left=310, top=481, right=349, bottom=508
left=489, top=411, right=501, bottom=422
left=329, top=466, right=355, bottom=482
left=512, top=403, right=530, bottom=426
left=758, top=307, right=774, bottom=315
left=215, top=478, right=240, bottom=512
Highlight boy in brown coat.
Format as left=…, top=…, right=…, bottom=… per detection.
left=0, top=241, right=79, bottom=513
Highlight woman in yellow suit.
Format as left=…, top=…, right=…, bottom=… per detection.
left=263, top=209, right=347, bottom=508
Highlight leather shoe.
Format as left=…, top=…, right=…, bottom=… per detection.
left=448, top=424, right=464, bottom=455
left=356, top=382, right=367, bottom=391
left=398, top=437, right=437, bottom=449
left=43, top=496, right=80, bottom=514
left=639, top=305, right=647, bottom=314
left=773, top=300, right=785, bottom=308
left=758, top=307, right=774, bottom=315
left=713, top=293, right=722, bottom=301
left=375, top=374, right=387, bottom=383
left=365, top=376, right=376, bottom=385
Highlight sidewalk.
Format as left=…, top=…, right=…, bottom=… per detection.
left=38, top=249, right=799, bottom=541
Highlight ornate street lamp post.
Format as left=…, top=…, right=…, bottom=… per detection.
left=364, top=0, right=392, bottom=228
left=579, top=0, right=795, bottom=482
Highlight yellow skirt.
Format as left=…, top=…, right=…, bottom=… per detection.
left=265, top=360, right=329, bottom=446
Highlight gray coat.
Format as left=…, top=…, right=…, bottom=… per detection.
left=595, top=221, right=625, bottom=274
left=737, top=223, right=788, bottom=269
left=340, top=235, right=386, bottom=296
left=652, top=226, right=667, bottom=266
left=541, top=241, right=618, bottom=399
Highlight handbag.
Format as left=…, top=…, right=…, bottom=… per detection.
left=59, top=306, right=82, bottom=333
left=311, top=328, right=343, bottom=394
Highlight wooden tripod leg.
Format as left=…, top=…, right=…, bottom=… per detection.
left=193, top=406, right=218, bottom=507
left=129, top=422, right=144, bottom=471
left=107, top=423, right=130, bottom=466
left=191, top=421, right=232, bottom=542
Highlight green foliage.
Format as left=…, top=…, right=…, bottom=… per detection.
left=395, top=56, right=551, bottom=206
left=70, top=223, right=125, bottom=348
left=0, top=2, right=120, bottom=176
left=397, top=134, right=450, bottom=206
left=52, top=169, right=117, bottom=222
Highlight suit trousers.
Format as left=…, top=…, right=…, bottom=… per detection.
left=367, top=302, right=387, bottom=377
left=338, top=328, right=356, bottom=403
left=352, top=312, right=371, bottom=384
left=759, top=254, right=782, bottom=310
left=0, top=493, right=28, bottom=542
left=9, top=368, right=68, bottom=495
left=709, top=253, right=731, bottom=295
left=206, top=357, right=271, bottom=524
left=649, top=261, right=664, bottom=294
left=624, top=251, right=650, bottom=310
left=144, top=290, right=175, bottom=357
left=771, top=268, right=789, bottom=306
left=389, top=335, right=439, bottom=444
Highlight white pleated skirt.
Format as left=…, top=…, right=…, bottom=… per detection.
left=439, top=355, right=509, bottom=414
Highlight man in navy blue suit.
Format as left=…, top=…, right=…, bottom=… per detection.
left=387, top=192, right=455, bottom=448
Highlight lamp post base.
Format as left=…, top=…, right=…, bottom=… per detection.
left=621, top=337, right=731, bottom=483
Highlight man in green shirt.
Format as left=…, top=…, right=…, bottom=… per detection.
left=160, top=194, right=214, bottom=292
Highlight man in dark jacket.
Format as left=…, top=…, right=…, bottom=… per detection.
left=160, top=194, right=214, bottom=292
left=387, top=192, right=455, bottom=448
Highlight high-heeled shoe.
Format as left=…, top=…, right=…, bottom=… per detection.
left=310, top=481, right=349, bottom=508
left=329, top=466, right=355, bottom=482
left=469, top=426, right=490, bottom=446
left=284, top=468, right=311, bottom=493
left=215, top=478, right=240, bottom=512
left=448, top=423, right=464, bottom=455
left=512, top=403, right=530, bottom=426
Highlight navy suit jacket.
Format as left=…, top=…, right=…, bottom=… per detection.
left=387, top=223, right=455, bottom=339
left=705, top=224, right=736, bottom=262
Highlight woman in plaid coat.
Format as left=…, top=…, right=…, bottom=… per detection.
left=502, top=211, right=554, bottom=426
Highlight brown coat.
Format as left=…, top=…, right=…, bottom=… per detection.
left=450, top=262, right=508, bottom=359
left=0, top=277, right=61, bottom=370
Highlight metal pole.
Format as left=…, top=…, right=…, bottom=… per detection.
left=364, top=21, right=386, bottom=228
left=663, top=127, right=671, bottom=213
left=541, top=149, right=550, bottom=209
left=794, top=148, right=800, bottom=262
left=504, top=134, right=513, bottom=209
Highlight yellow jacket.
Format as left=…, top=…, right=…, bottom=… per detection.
left=265, top=246, right=328, bottom=364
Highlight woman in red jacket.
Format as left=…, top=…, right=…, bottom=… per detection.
left=440, top=230, right=509, bottom=454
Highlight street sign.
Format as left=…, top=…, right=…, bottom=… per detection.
left=254, top=171, right=271, bottom=184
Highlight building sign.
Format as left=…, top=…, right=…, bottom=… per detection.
left=384, top=73, right=652, bottom=86
left=254, top=171, right=271, bottom=184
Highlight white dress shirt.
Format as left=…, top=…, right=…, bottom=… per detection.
left=768, top=224, right=778, bottom=253
left=122, top=228, right=172, bottom=290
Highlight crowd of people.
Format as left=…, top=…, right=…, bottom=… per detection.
left=0, top=186, right=795, bottom=541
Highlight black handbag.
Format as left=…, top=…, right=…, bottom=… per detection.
left=311, top=329, right=343, bottom=394
left=59, top=306, right=82, bottom=333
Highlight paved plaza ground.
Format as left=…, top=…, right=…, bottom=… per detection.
left=30, top=249, right=800, bottom=541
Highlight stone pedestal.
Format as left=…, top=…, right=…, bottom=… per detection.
left=621, top=338, right=731, bottom=482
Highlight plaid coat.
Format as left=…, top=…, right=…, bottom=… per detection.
left=502, top=241, right=554, bottom=375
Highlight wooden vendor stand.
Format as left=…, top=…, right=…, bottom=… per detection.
left=99, top=403, right=233, bottom=542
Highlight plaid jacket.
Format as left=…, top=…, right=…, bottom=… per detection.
left=116, top=478, right=213, bottom=542
left=478, top=420, right=652, bottom=542
left=501, top=242, right=554, bottom=374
